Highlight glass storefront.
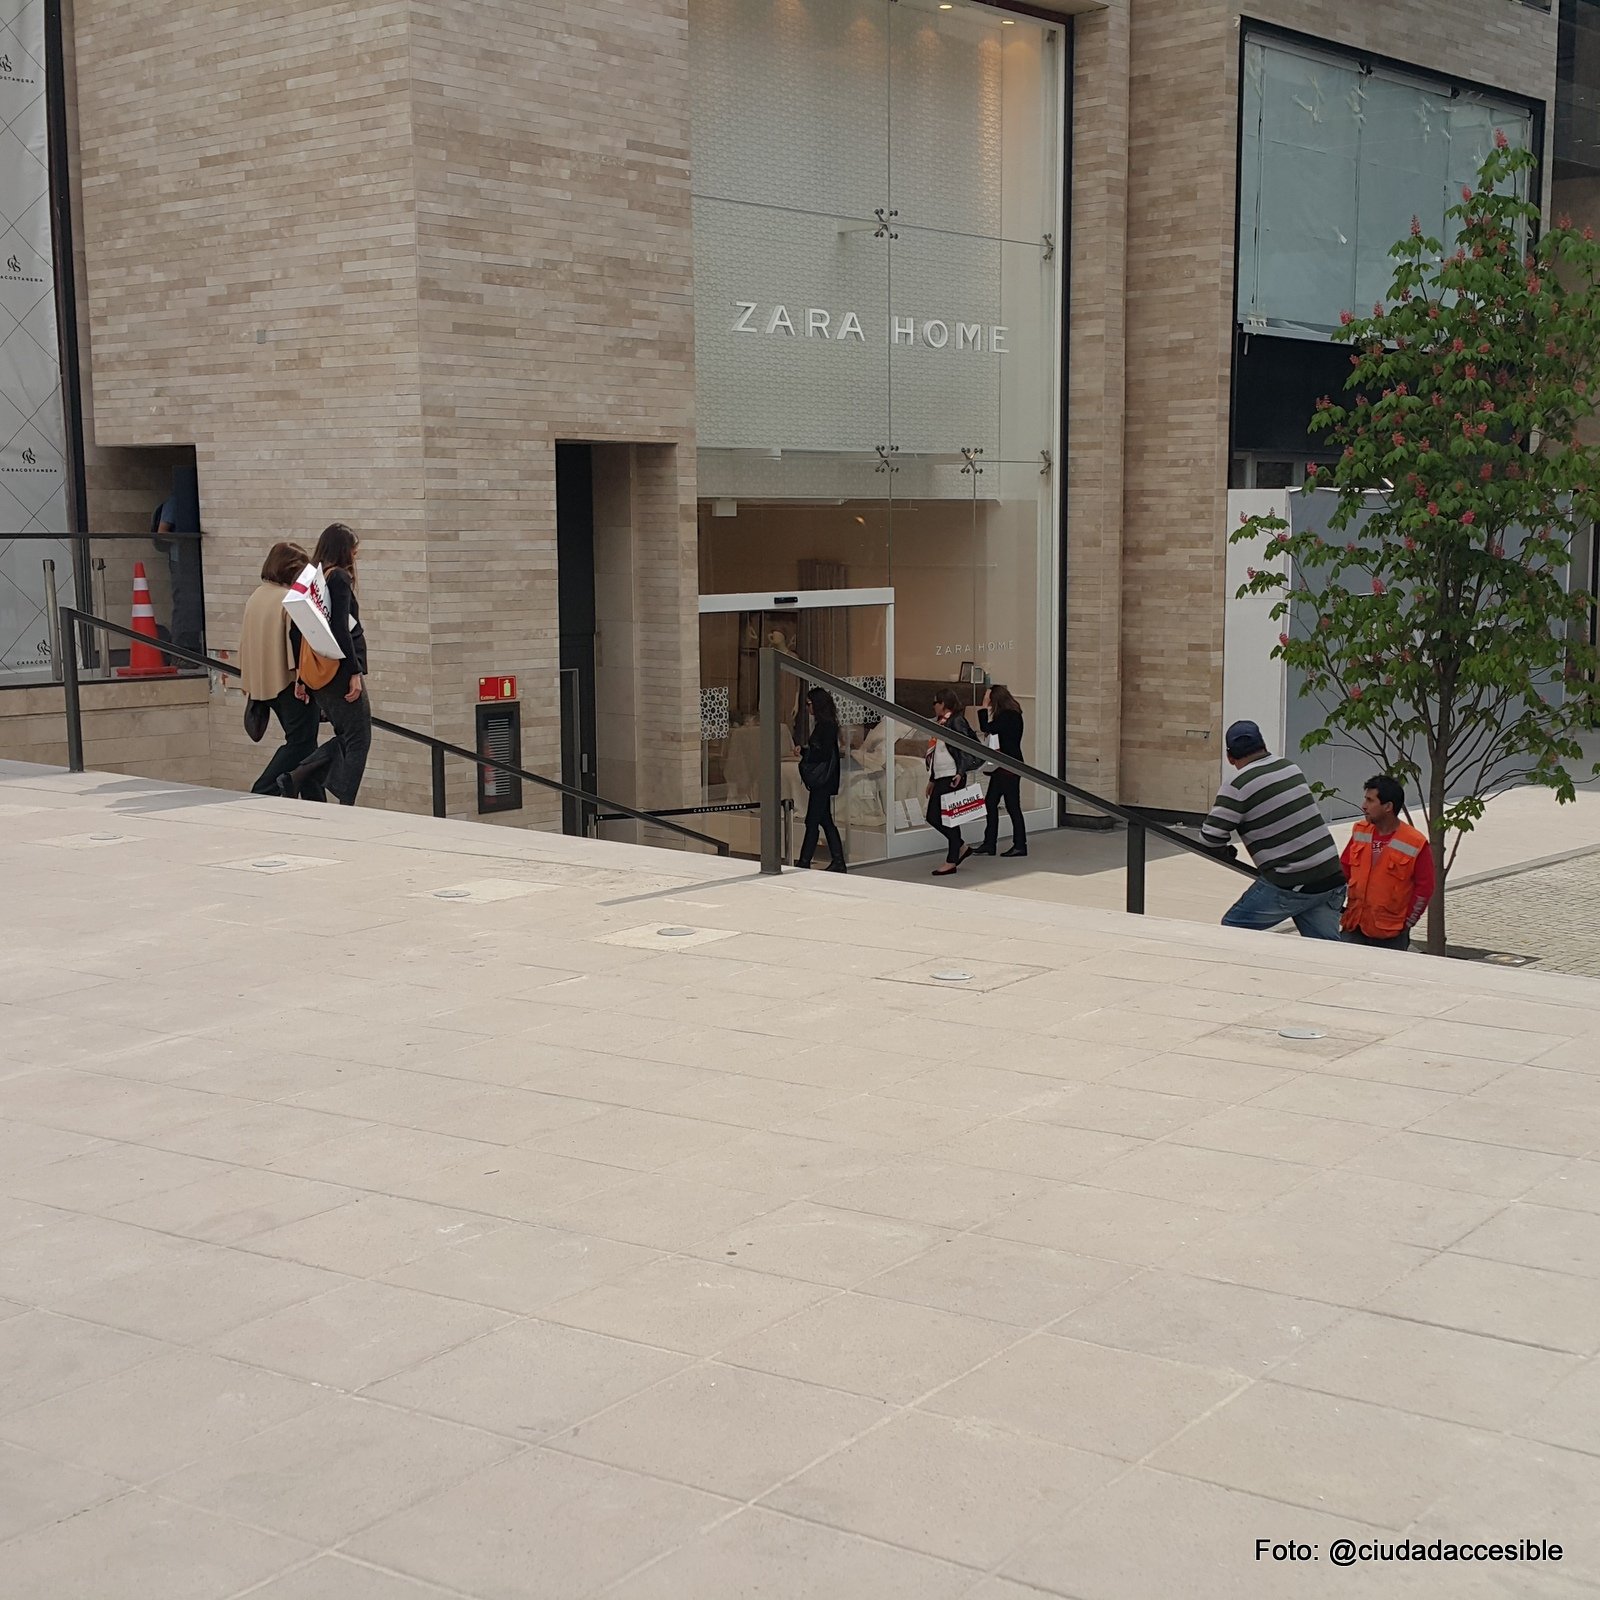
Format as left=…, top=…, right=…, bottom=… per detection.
left=690, top=0, right=1064, bottom=859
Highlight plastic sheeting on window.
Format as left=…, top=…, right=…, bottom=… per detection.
left=1238, top=36, right=1534, bottom=339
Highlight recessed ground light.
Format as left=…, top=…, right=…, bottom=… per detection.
left=254, top=860, right=286, bottom=869
left=931, top=969, right=973, bottom=983
left=90, top=833, right=120, bottom=841
left=658, top=927, right=699, bottom=938
left=433, top=890, right=471, bottom=900
left=1277, top=1027, right=1325, bottom=1040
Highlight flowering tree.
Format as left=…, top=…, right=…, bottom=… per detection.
left=1233, top=140, right=1600, bottom=955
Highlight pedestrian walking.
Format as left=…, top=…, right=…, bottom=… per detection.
left=975, top=683, right=1027, bottom=858
left=1200, top=720, right=1346, bottom=939
left=1340, top=774, right=1435, bottom=949
left=282, top=523, right=371, bottom=806
left=794, top=686, right=847, bottom=872
left=239, top=541, right=318, bottom=796
left=925, top=688, right=982, bottom=876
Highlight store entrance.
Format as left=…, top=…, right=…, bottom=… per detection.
left=698, top=588, right=895, bottom=864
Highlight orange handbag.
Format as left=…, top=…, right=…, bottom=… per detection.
left=297, top=636, right=339, bottom=691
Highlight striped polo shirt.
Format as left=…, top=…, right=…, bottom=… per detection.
left=1200, top=754, right=1344, bottom=891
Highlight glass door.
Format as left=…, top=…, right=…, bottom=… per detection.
left=698, top=588, right=893, bottom=865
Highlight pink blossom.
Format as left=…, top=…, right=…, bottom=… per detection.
left=1410, top=215, right=1422, bottom=237
left=1462, top=185, right=1475, bottom=202
left=1346, top=542, right=1358, bottom=554
left=1371, top=578, right=1386, bottom=596
left=1350, top=687, right=1365, bottom=700
left=1339, top=310, right=1355, bottom=326
left=1462, top=511, right=1477, bottom=526
left=1274, top=533, right=1291, bottom=547
left=1392, top=432, right=1406, bottom=448
left=1373, top=302, right=1385, bottom=317
left=1404, top=536, right=1417, bottom=550
left=1426, top=502, right=1438, bottom=516
left=1528, top=275, right=1544, bottom=295
left=1278, top=633, right=1290, bottom=647
left=1481, top=464, right=1494, bottom=481
left=1247, top=567, right=1258, bottom=579
left=1586, top=226, right=1596, bottom=242
left=1395, top=384, right=1408, bottom=396
left=1494, top=128, right=1509, bottom=150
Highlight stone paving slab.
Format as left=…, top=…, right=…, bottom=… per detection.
left=3, top=760, right=1600, bottom=1599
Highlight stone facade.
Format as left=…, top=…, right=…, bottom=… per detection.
left=1110, top=0, right=1558, bottom=811
left=1, top=678, right=211, bottom=782
left=61, top=0, right=697, bottom=826
left=34, top=0, right=1563, bottom=824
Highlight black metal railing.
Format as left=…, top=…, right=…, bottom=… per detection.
left=56, top=609, right=729, bottom=857
left=757, top=647, right=1257, bottom=914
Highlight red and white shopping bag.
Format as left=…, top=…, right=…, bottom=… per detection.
left=940, top=782, right=986, bottom=826
left=281, top=563, right=345, bottom=660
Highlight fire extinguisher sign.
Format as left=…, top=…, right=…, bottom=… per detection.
left=478, top=676, right=517, bottom=702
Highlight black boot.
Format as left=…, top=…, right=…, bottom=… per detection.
left=1002, top=844, right=1028, bottom=857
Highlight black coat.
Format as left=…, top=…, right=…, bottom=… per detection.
left=797, top=720, right=841, bottom=796
left=978, top=706, right=1024, bottom=762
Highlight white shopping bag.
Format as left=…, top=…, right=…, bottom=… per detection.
left=282, top=563, right=344, bottom=660
left=940, top=781, right=986, bottom=826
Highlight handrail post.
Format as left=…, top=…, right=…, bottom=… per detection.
left=62, top=609, right=84, bottom=773
left=43, top=558, right=62, bottom=681
left=759, top=647, right=783, bottom=875
left=430, top=746, right=447, bottom=819
left=1126, top=821, right=1146, bottom=916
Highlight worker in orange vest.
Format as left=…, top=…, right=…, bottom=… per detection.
left=1340, top=774, right=1436, bottom=950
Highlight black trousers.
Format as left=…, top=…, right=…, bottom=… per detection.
left=925, top=775, right=967, bottom=863
left=251, top=685, right=320, bottom=795
left=305, top=683, right=372, bottom=805
left=797, top=787, right=845, bottom=867
left=982, top=770, right=1026, bottom=852
left=1342, top=927, right=1412, bottom=950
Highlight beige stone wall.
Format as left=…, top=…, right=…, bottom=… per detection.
left=0, top=678, right=212, bottom=781
left=1111, top=0, right=1558, bottom=812
left=1065, top=1, right=1130, bottom=806
left=405, top=0, right=698, bottom=828
left=67, top=0, right=699, bottom=825
left=72, top=0, right=429, bottom=810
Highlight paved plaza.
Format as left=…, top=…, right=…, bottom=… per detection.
left=1448, top=849, right=1600, bottom=979
left=3, top=760, right=1600, bottom=1599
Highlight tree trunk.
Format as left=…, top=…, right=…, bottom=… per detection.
left=1425, top=759, right=1449, bottom=956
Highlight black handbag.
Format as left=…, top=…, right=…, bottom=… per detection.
left=243, top=698, right=271, bottom=743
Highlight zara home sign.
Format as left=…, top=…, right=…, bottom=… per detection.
left=733, top=301, right=1008, bottom=354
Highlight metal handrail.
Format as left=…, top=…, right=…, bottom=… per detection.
left=56, top=608, right=729, bottom=857
left=757, top=646, right=1257, bottom=914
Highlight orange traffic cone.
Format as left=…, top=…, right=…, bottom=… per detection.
left=115, top=562, right=178, bottom=678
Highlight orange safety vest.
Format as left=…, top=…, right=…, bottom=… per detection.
left=1341, top=819, right=1428, bottom=939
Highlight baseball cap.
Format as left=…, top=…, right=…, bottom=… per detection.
left=1225, top=720, right=1268, bottom=759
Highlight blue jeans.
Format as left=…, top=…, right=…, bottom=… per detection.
left=1222, top=879, right=1345, bottom=941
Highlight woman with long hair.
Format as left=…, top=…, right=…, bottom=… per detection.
left=976, top=682, right=1027, bottom=858
left=795, top=686, right=846, bottom=871
left=240, top=541, right=317, bottom=795
left=283, top=522, right=371, bottom=806
left=925, top=687, right=980, bottom=876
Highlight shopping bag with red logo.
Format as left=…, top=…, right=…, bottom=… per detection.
left=940, top=781, right=986, bottom=826
left=281, top=563, right=345, bottom=661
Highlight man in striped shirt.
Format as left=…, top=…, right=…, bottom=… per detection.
left=1199, top=721, right=1346, bottom=940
